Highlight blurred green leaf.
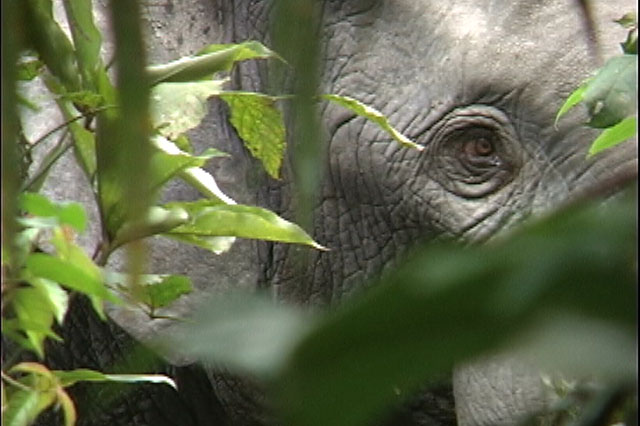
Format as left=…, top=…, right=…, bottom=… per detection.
left=150, top=80, right=225, bottom=139
left=583, top=55, right=637, bottom=128
left=588, top=115, right=637, bottom=157
left=177, top=166, right=236, bottom=205
left=105, top=271, right=193, bottom=309
left=16, top=59, right=43, bottom=81
left=270, top=190, right=636, bottom=426
left=141, top=275, right=192, bottom=310
left=53, top=368, right=176, bottom=389
left=112, top=205, right=189, bottom=249
left=61, top=90, right=104, bottom=110
left=615, top=12, right=637, bottom=54
left=29, top=277, right=69, bottom=325
left=165, top=200, right=326, bottom=250
left=555, top=83, right=589, bottom=126
left=323, top=94, right=424, bottom=151
left=615, top=12, right=637, bottom=28
left=55, top=387, right=77, bottom=426
left=24, top=0, right=80, bottom=91
left=12, top=287, right=58, bottom=358
left=3, top=388, right=40, bottom=426
left=168, top=294, right=314, bottom=378
left=219, top=92, right=286, bottom=179
left=19, top=192, right=87, bottom=232
left=25, top=253, right=117, bottom=319
left=62, top=0, right=103, bottom=90
left=147, top=41, right=280, bottom=84
left=150, top=135, right=227, bottom=193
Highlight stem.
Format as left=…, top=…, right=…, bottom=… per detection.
left=20, top=129, right=72, bottom=192
left=1, top=371, right=34, bottom=392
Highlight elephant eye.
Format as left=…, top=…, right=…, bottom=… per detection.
left=426, top=106, right=521, bottom=198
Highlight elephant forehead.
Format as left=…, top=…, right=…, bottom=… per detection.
left=324, top=0, right=630, bottom=104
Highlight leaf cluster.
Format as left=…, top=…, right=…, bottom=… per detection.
left=556, top=13, right=638, bottom=157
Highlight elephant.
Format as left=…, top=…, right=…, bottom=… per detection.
left=15, top=0, right=636, bottom=425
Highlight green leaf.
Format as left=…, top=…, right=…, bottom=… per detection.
left=322, top=94, right=423, bottom=151
left=615, top=12, right=637, bottom=28
left=3, top=388, right=40, bottom=426
left=164, top=233, right=235, bottom=255
left=219, top=92, right=286, bottom=179
left=147, top=41, right=281, bottom=84
left=55, top=388, right=77, bottom=426
left=555, top=83, right=588, bottom=126
left=105, top=271, right=193, bottom=309
left=61, top=90, right=104, bottom=110
left=25, top=253, right=117, bottom=310
left=112, top=205, right=189, bottom=249
left=53, top=369, right=176, bottom=389
left=19, top=192, right=87, bottom=233
left=23, top=0, right=81, bottom=91
left=165, top=201, right=326, bottom=249
left=141, top=275, right=192, bottom=310
left=168, top=293, right=313, bottom=378
left=62, top=0, right=103, bottom=90
left=12, top=287, right=57, bottom=358
left=272, top=192, right=636, bottom=426
left=68, top=119, right=97, bottom=180
left=150, top=135, right=227, bottom=193
left=582, top=55, right=637, bottom=128
left=29, top=277, right=69, bottom=325
left=588, top=115, right=637, bottom=157
left=177, top=166, right=236, bottom=204
left=16, top=59, right=44, bottom=81
left=150, top=80, right=226, bottom=139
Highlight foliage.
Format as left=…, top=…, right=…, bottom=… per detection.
left=1, top=1, right=426, bottom=424
left=556, top=13, right=637, bottom=156
left=2, top=1, right=637, bottom=426
left=168, top=187, right=637, bottom=426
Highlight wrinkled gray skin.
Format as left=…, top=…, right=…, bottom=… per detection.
left=26, top=0, right=636, bottom=425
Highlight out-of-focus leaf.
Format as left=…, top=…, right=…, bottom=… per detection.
left=147, top=41, right=280, bottom=84
left=12, top=288, right=58, bottom=358
left=62, top=0, right=103, bottom=90
left=164, top=233, right=235, bottom=255
left=68, top=119, right=97, bottom=179
left=16, top=59, right=43, bottom=81
left=615, top=12, right=637, bottom=28
left=220, top=92, right=286, bottom=179
left=555, top=83, right=589, bottom=125
left=3, top=388, right=40, bottom=426
left=61, top=90, right=104, bottom=111
left=178, top=166, right=236, bottom=205
left=271, top=190, right=636, bottom=426
left=168, top=293, right=314, bottom=378
left=5, top=364, right=59, bottom=426
left=615, top=12, right=638, bottom=54
left=112, top=205, right=189, bottom=249
left=19, top=192, right=87, bottom=232
left=106, top=272, right=192, bottom=310
left=150, top=135, right=227, bottom=192
left=56, top=387, right=77, bottom=426
left=23, top=0, right=80, bottom=91
left=141, top=275, right=192, bottom=310
left=53, top=369, right=176, bottom=389
left=150, top=80, right=226, bottom=139
left=165, top=200, right=326, bottom=249
left=588, top=115, right=637, bottom=157
left=582, top=55, right=637, bottom=128
left=323, top=94, right=423, bottom=151
left=28, top=277, right=69, bottom=325
left=25, top=253, right=118, bottom=318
